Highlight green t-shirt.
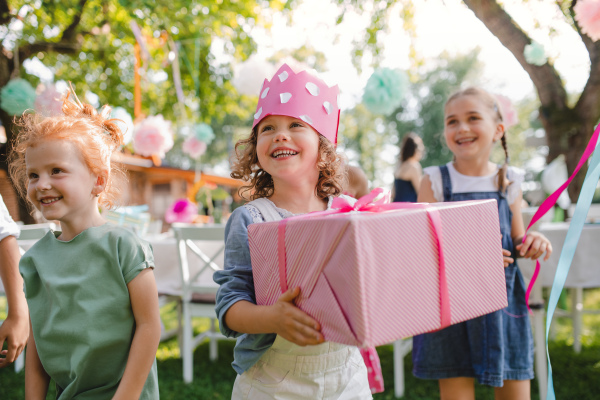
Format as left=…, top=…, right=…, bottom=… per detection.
left=20, top=224, right=159, bottom=399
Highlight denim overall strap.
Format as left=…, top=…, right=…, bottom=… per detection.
left=439, top=165, right=453, bottom=202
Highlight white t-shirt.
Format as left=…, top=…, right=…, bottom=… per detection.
left=0, top=194, right=19, bottom=241
left=424, top=162, right=525, bottom=205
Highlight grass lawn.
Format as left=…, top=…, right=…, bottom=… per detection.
left=2, top=290, right=599, bottom=399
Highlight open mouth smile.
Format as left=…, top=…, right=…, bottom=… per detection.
left=456, top=137, right=476, bottom=145
left=40, top=197, right=62, bottom=205
left=271, top=149, right=299, bottom=159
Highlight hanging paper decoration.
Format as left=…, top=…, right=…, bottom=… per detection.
left=34, top=84, right=63, bottom=116
left=0, top=79, right=36, bottom=116
left=495, top=94, right=519, bottom=129
left=132, top=115, right=174, bottom=158
left=232, top=56, right=275, bottom=96
left=574, top=0, right=600, bottom=41
left=362, top=68, right=408, bottom=116
left=110, top=107, right=134, bottom=144
left=182, top=136, right=207, bottom=158
left=191, top=123, right=215, bottom=144
left=165, top=198, right=197, bottom=224
left=523, top=41, right=547, bottom=66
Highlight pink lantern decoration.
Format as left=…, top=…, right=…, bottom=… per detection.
left=575, top=0, right=600, bottom=41
left=165, top=198, right=197, bottom=224
left=34, top=84, right=63, bottom=116
left=182, top=136, right=207, bottom=159
left=495, top=94, right=519, bottom=130
left=132, top=115, right=174, bottom=158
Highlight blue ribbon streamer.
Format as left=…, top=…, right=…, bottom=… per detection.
left=545, top=137, right=600, bottom=399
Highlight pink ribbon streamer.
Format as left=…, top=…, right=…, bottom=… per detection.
left=276, top=188, right=452, bottom=330
left=524, top=124, right=600, bottom=312
left=129, top=21, right=151, bottom=62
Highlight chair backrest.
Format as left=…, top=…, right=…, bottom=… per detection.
left=18, top=223, right=56, bottom=241
left=172, top=225, right=226, bottom=300
left=0, top=223, right=56, bottom=293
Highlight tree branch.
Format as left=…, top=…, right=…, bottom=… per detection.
left=0, top=0, right=10, bottom=26
left=18, top=0, right=89, bottom=61
left=61, top=0, right=89, bottom=42
left=568, top=1, right=600, bottom=122
left=463, top=0, right=567, bottom=109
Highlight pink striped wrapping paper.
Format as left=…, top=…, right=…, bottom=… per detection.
left=248, top=199, right=508, bottom=347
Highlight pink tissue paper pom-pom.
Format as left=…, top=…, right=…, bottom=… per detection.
left=132, top=115, right=174, bottom=158
left=165, top=198, right=197, bottom=224
left=575, top=0, right=600, bottom=41
left=183, top=137, right=207, bottom=159
left=495, top=94, right=519, bottom=129
left=34, top=84, right=63, bottom=116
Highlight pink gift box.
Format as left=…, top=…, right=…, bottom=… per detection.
left=248, top=199, right=508, bottom=347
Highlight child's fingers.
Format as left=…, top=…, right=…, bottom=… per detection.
left=529, top=241, right=547, bottom=260
left=503, top=256, right=514, bottom=267
left=525, top=237, right=546, bottom=259
left=290, top=309, right=321, bottom=332
left=277, top=287, right=301, bottom=304
left=280, top=319, right=323, bottom=346
left=519, top=236, right=534, bottom=257
left=2, top=343, right=16, bottom=364
left=543, top=242, right=553, bottom=261
left=294, top=322, right=324, bottom=345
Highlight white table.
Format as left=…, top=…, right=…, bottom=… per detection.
left=519, top=221, right=600, bottom=400
left=15, top=234, right=224, bottom=296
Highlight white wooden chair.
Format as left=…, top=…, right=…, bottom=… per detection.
left=393, top=338, right=412, bottom=398
left=17, top=222, right=56, bottom=241
left=172, top=224, right=230, bottom=383
left=0, top=223, right=55, bottom=372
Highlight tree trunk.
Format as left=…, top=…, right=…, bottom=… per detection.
left=540, top=106, right=592, bottom=202
left=463, top=0, right=598, bottom=203
left=0, top=52, right=35, bottom=223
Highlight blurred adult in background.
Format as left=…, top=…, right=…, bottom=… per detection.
left=344, top=164, right=370, bottom=199
left=392, top=133, right=424, bottom=202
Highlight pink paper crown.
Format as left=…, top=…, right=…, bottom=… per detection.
left=252, top=63, right=340, bottom=144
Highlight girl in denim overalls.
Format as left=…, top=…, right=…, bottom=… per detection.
left=412, top=87, right=552, bottom=399
left=214, top=64, right=372, bottom=399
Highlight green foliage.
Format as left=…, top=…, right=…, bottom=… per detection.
left=330, top=0, right=400, bottom=72
left=3, top=288, right=600, bottom=398
left=342, top=48, right=539, bottom=188
left=10, top=0, right=286, bottom=168
left=392, top=50, right=483, bottom=168
left=340, top=50, right=483, bottom=185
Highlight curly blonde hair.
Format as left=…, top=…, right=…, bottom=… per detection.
left=231, top=127, right=346, bottom=201
left=9, top=91, right=128, bottom=210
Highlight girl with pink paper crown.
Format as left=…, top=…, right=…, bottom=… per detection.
left=9, top=90, right=160, bottom=399
left=412, top=87, right=552, bottom=399
left=214, top=63, right=378, bottom=398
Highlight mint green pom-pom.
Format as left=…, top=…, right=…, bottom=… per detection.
left=0, top=79, right=37, bottom=116
left=362, top=68, right=408, bottom=116
left=524, top=42, right=547, bottom=66
left=193, top=123, right=215, bottom=145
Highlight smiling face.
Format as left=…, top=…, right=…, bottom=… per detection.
left=444, top=94, right=504, bottom=163
left=255, top=115, right=321, bottom=186
left=25, top=139, right=103, bottom=229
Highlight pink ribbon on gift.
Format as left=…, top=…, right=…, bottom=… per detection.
left=277, top=188, right=452, bottom=330
left=524, top=124, right=600, bottom=312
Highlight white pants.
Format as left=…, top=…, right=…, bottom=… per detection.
left=232, top=336, right=372, bottom=399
